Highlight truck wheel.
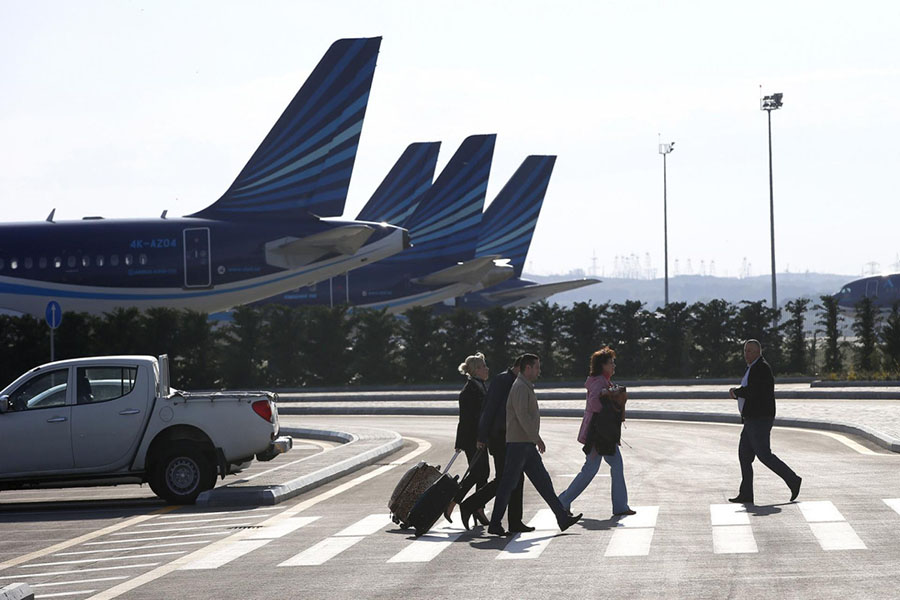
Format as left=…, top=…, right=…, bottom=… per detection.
left=150, top=442, right=216, bottom=504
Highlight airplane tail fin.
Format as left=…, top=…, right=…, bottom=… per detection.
left=355, top=142, right=441, bottom=226
left=190, top=37, right=381, bottom=221
left=399, top=134, right=496, bottom=265
left=476, top=155, right=556, bottom=278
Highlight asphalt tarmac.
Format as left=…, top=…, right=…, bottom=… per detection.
left=2, top=415, right=899, bottom=599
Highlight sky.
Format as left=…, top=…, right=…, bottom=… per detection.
left=1, top=1, right=898, bottom=280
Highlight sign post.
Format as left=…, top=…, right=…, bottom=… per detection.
left=45, top=301, right=62, bottom=362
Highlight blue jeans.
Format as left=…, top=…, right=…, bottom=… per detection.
left=489, top=442, right=569, bottom=530
left=558, top=446, right=630, bottom=514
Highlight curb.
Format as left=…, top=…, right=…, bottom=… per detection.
left=277, top=405, right=900, bottom=454
left=0, top=584, right=33, bottom=600
left=196, top=427, right=403, bottom=507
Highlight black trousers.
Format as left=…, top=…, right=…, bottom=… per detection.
left=459, top=436, right=524, bottom=527
left=738, top=417, right=800, bottom=499
left=453, top=446, right=489, bottom=503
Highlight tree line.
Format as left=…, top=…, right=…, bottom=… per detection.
left=1, top=296, right=898, bottom=390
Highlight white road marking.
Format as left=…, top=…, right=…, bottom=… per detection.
left=278, top=514, right=392, bottom=567
left=710, top=504, right=757, bottom=554
left=0, top=563, right=160, bottom=580
left=387, top=517, right=466, bottom=563
left=177, top=539, right=272, bottom=570
left=604, top=506, right=658, bottom=557
left=83, top=532, right=228, bottom=546
left=0, top=508, right=177, bottom=573
left=24, top=552, right=186, bottom=568
left=35, top=591, right=96, bottom=598
left=89, top=438, right=432, bottom=599
left=30, top=577, right=128, bottom=588
left=883, top=498, right=900, bottom=515
left=797, top=501, right=866, bottom=550
left=55, top=541, right=209, bottom=556
left=109, top=522, right=252, bottom=535
left=244, top=517, right=320, bottom=540
left=158, top=507, right=279, bottom=520
left=498, top=509, right=559, bottom=560
left=134, top=515, right=254, bottom=527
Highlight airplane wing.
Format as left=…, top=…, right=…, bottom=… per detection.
left=265, top=225, right=375, bottom=269
left=411, top=255, right=510, bottom=287
left=483, top=278, right=602, bottom=307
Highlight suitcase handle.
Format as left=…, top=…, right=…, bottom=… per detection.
left=442, top=450, right=462, bottom=475
left=457, top=447, right=486, bottom=482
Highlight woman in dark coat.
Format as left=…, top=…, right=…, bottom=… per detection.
left=444, top=352, right=491, bottom=524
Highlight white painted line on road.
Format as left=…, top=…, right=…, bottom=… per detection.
left=883, top=498, right=900, bottom=515
left=30, top=577, right=128, bottom=588
left=797, top=501, right=845, bottom=523
left=158, top=507, right=279, bottom=520
left=0, top=507, right=177, bottom=573
left=24, top=551, right=186, bottom=568
left=109, top=522, right=252, bottom=535
left=712, top=525, right=758, bottom=554
left=498, top=509, right=559, bottom=560
left=809, top=430, right=882, bottom=455
left=55, top=541, right=209, bottom=556
left=244, top=516, right=320, bottom=540
left=89, top=437, right=432, bottom=599
left=710, top=504, right=750, bottom=526
left=84, top=532, right=228, bottom=545
left=134, top=515, right=255, bottom=527
left=279, top=536, right=366, bottom=567
left=34, top=590, right=96, bottom=598
left=797, top=501, right=866, bottom=551
left=0, top=563, right=160, bottom=580
left=604, top=506, right=658, bottom=557
left=335, top=514, right=393, bottom=537
left=807, top=523, right=867, bottom=551
left=387, top=518, right=467, bottom=563
left=178, top=540, right=272, bottom=570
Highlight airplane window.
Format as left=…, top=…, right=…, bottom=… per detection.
left=96, top=255, right=104, bottom=267
left=24, top=257, right=33, bottom=269
left=125, top=254, right=133, bottom=266
left=39, top=257, right=47, bottom=269
left=54, top=257, right=62, bottom=268
left=67, top=256, right=76, bottom=268
left=82, top=256, right=90, bottom=267
left=139, top=254, right=148, bottom=265
left=10, top=258, right=18, bottom=270
left=110, top=255, right=119, bottom=267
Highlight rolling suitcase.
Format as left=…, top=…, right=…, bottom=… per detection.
left=388, top=452, right=459, bottom=529
left=407, top=449, right=482, bottom=537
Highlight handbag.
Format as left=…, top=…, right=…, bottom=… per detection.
left=583, top=399, right=622, bottom=456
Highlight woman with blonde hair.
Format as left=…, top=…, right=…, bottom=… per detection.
left=557, top=347, right=635, bottom=517
left=444, top=352, right=491, bottom=524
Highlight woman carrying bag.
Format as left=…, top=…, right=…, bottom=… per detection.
left=558, top=347, right=636, bottom=517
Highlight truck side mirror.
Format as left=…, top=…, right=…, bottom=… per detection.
left=0, top=395, right=9, bottom=414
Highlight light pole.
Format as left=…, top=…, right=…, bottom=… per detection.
left=658, top=139, right=675, bottom=305
left=760, top=92, right=783, bottom=325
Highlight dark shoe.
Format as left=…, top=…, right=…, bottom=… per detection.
left=443, top=501, right=456, bottom=523
left=789, top=477, right=802, bottom=502
left=614, top=509, right=637, bottom=516
left=487, top=525, right=508, bottom=537
left=459, top=504, right=473, bottom=530
left=509, top=522, right=536, bottom=533
left=558, top=512, right=582, bottom=532
left=475, top=508, right=490, bottom=526
left=728, top=495, right=754, bottom=504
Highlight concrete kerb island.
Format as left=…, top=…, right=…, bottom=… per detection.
left=0, top=583, right=34, bottom=600
left=196, top=426, right=403, bottom=507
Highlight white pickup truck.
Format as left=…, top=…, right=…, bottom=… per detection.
left=0, top=355, right=291, bottom=503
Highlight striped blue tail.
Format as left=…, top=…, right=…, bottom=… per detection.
left=477, top=155, right=556, bottom=277
left=396, top=134, right=496, bottom=264
left=356, top=142, right=440, bottom=226
left=191, top=37, right=381, bottom=220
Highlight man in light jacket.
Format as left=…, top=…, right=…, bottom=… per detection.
left=487, top=353, right=582, bottom=536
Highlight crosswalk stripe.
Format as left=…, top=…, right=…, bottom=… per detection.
left=336, top=514, right=393, bottom=537
left=179, top=517, right=319, bottom=569
left=497, top=509, right=558, bottom=560
left=605, top=506, right=658, bottom=557
left=797, top=501, right=866, bottom=551
left=387, top=512, right=466, bottom=563
left=278, top=514, right=392, bottom=567
left=710, top=504, right=758, bottom=554
left=883, top=498, right=900, bottom=515
left=710, top=504, right=750, bottom=526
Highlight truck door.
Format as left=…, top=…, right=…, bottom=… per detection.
left=0, top=368, right=74, bottom=475
left=184, top=227, right=211, bottom=287
left=70, top=365, right=150, bottom=471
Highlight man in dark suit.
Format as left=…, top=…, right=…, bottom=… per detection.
left=457, top=356, right=533, bottom=532
left=728, top=339, right=802, bottom=504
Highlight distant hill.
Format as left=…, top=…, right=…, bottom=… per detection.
left=527, top=272, right=855, bottom=310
